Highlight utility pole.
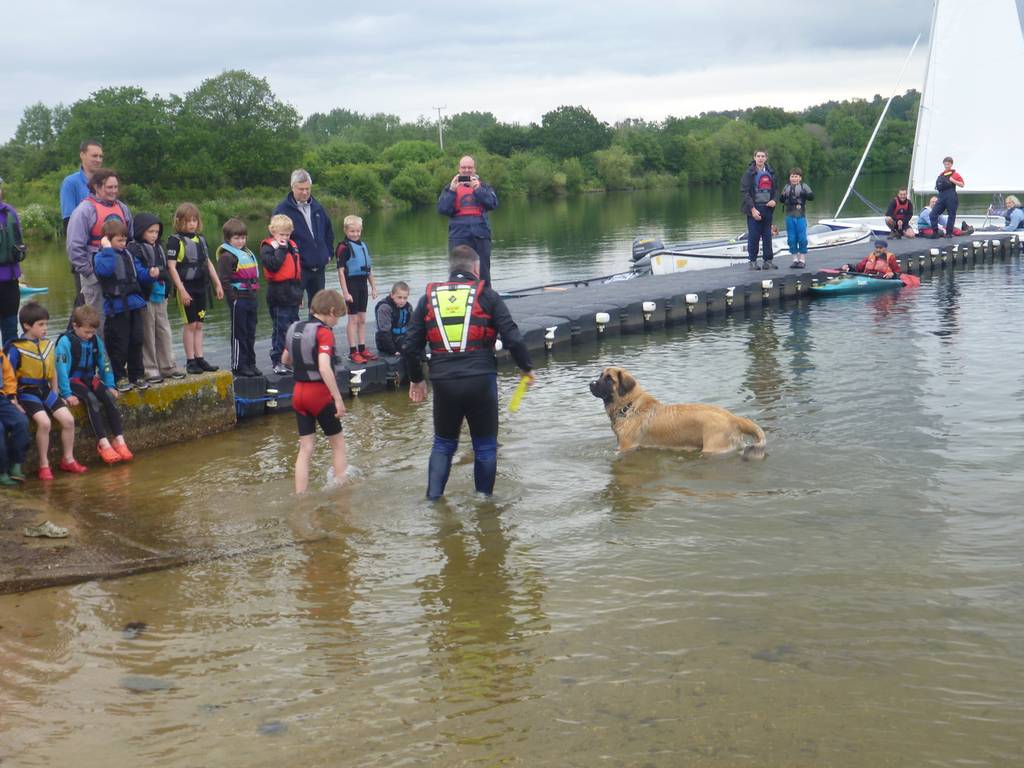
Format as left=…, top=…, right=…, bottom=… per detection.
left=433, top=105, right=446, bottom=151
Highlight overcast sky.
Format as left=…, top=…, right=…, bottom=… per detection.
left=3, top=0, right=943, bottom=142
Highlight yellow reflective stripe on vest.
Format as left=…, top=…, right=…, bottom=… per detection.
left=429, top=284, right=478, bottom=353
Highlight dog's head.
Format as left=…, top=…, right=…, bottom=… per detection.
left=589, top=366, right=638, bottom=405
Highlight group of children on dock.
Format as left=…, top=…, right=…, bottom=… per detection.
left=1, top=205, right=415, bottom=487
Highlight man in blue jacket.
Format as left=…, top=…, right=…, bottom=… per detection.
left=273, top=169, right=335, bottom=310
left=437, top=156, right=498, bottom=286
left=59, top=140, right=104, bottom=232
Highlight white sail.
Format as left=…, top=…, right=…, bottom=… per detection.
left=910, top=0, right=1024, bottom=193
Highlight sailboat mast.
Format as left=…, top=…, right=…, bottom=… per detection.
left=908, top=0, right=941, bottom=203
left=833, top=32, right=922, bottom=219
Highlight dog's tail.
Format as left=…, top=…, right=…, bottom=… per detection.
left=738, top=417, right=767, bottom=460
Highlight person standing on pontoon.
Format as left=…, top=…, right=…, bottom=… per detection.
left=926, top=156, right=964, bottom=238
left=740, top=150, right=778, bottom=270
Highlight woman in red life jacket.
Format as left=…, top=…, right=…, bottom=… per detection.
left=842, top=240, right=902, bottom=278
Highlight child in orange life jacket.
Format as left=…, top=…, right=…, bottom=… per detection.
left=260, top=214, right=303, bottom=376
left=216, top=218, right=261, bottom=377
left=842, top=240, right=902, bottom=278
left=55, top=304, right=132, bottom=464
left=93, top=219, right=157, bottom=391
left=166, top=203, right=224, bottom=375
left=281, top=289, right=348, bottom=494
left=335, top=215, right=378, bottom=364
left=5, top=301, right=86, bottom=479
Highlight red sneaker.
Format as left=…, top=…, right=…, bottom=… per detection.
left=349, top=351, right=367, bottom=364
left=114, top=442, right=134, bottom=462
left=362, top=349, right=379, bottom=361
left=38, top=466, right=54, bottom=481
left=98, top=443, right=122, bottom=465
left=59, top=459, right=89, bottom=474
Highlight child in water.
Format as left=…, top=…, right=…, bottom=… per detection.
left=55, top=304, right=134, bottom=464
left=165, top=203, right=224, bottom=375
left=281, top=289, right=347, bottom=493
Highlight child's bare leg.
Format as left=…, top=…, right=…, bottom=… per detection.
left=32, top=411, right=51, bottom=468
left=183, top=323, right=197, bottom=359
left=355, top=313, right=367, bottom=347
left=294, top=434, right=316, bottom=494
left=346, top=316, right=358, bottom=350
left=54, top=407, right=76, bottom=462
left=328, top=433, right=348, bottom=486
left=193, top=324, right=204, bottom=359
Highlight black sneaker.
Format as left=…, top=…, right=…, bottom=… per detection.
left=748, top=261, right=761, bottom=270
left=186, top=360, right=203, bottom=375
left=195, top=357, right=219, bottom=372
left=115, top=378, right=133, bottom=392
left=168, top=370, right=187, bottom=380
left=764, top=260, right=779, bottom=269
left=132, top=379, right=150, bottom=391
left=145, top=375, right=164, bottom=385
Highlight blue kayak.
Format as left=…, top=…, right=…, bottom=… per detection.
left=19, top=284, right=48, bottom=297
left=810, top=274, right=904, bottom=295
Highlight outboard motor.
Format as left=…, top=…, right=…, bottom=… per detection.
left=631, top=236, right=665, bottom=262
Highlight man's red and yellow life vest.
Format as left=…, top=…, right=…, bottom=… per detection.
left=424, top=280, right=496, bottom=354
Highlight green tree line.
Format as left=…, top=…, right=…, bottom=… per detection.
left=0, top=69, right=919, bottom=238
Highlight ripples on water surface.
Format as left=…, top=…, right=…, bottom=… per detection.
left=2, top=262, right=1024, bottom=767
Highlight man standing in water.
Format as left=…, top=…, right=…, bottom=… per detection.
left=740, top=150, right=778, bottom=270
left=404, top=245, right=534, bottom=500
left=59, top=140, right=104, bottom=232
left=437, top=156, right=498, bottom=286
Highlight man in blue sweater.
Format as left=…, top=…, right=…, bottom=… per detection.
left=273, top=169, right=335, bottom=310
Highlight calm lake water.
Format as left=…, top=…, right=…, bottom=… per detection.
left=2, top=180, right=1023, bottom=766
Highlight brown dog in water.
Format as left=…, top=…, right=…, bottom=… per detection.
left=589, top=366, right=766, bottom=458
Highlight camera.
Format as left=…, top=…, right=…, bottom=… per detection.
left=457, top=175, right=472, bottom=183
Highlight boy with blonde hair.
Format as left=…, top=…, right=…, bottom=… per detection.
left=260, top=214, right=303, bottom=375
left=335, top=214, right=378, bottom=363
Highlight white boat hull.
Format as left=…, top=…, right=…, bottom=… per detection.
left=818, top=214, right=1004, bottom=235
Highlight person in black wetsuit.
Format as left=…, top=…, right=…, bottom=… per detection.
left=403, top=246, right=535, bottom=500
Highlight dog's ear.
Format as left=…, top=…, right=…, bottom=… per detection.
left=617, top=370, right=636, bottom=397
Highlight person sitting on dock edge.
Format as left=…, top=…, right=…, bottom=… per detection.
left=885, top=188, right=916, bottom=239
left=374, top=281, right=412, bottom=357
left=841, top=240, right=902, bottom=278
left=740, top=150, right=778, bottom=270
left=1003, top=195, right=1024, bottom=230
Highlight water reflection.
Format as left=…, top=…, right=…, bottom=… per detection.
left=743, top=312, right=785, bottom=406
left=416, top=503, right=547, bottom=740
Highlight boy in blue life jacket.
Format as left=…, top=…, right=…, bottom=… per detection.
left=93, top=219, right=157, bottom=391
left=216, top=218, right=261, bottom=377
left=0, top=343, right=30, bottom=486
left=55, top=304, right=133, bottom=465
left=5, top=301, right=86, bottom=479
left=374, top=281, right=412, bottom=357
left=335, top=215, right=378, bottom=364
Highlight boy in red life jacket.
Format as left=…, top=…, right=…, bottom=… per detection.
left=885, top=188, right=916, bottom=238
left=842, top=240, right=902, bottom=278
left=281, top=289, right=347, bottom=493
left=261, top=214, right=303, bottom=376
